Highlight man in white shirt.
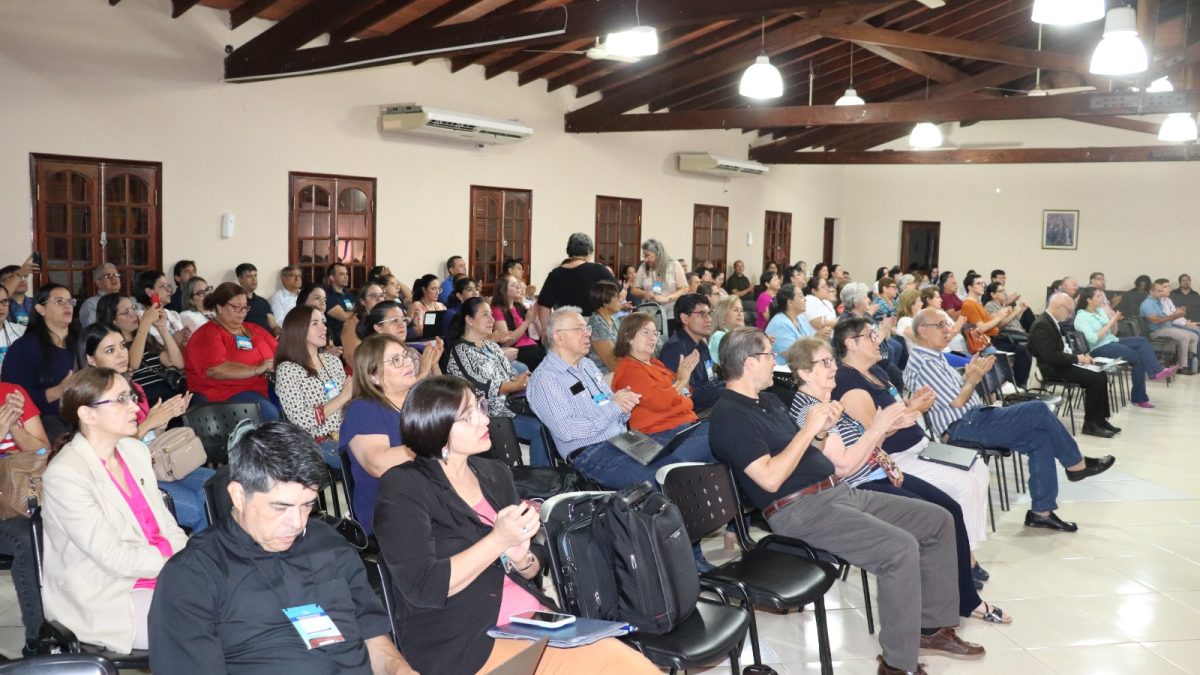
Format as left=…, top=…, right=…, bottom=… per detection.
left=79, top=263, right=122, bottom=328
left=269, top=265, right=303, bottom=323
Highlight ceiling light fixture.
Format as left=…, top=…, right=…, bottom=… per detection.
left=1146, top=76, right=1174, bottom=92
left=1032, top=0, right=1105, bottom=25
left=604, top=0, right=658, bottom=58
left=1159, top=113, right=1199, bottom=142
left=909, top=78, right=942, bottom=148
left=1090, top=6, right=1149, bottom=76
left=835, top=45, right=865, bottom=106
left=739, top=18, right=783, bottom=100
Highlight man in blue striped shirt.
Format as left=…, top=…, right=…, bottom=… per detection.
left=905, top=309, right=1115, bottom=533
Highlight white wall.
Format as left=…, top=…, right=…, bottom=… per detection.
left=0, top=0, right=841, bottom=296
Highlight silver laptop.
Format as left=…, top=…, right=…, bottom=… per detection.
left=609, top=422, right=702, bottom=466
left=918, top=442, right=980, bottom=471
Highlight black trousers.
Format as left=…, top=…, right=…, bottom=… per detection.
left=1041, top=364, right=1110, bottom=424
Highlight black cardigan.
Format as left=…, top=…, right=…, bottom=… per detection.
left=374, top=456, right=554, bottom=675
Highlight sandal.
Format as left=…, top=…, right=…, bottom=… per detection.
left=970, top=602, right=1012, bottom=624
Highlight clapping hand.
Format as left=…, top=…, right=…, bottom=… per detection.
left=677, top=350, right=700, bottom=382
left=800, top=401, right=842, bottom=438
left=965, top=353, right=996, bottom=381
left=493, top=503, right=540, bottom=548
left=611, top=386, right=641, bottom=413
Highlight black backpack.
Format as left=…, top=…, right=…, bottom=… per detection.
left=593, top=483, right=700, bottom=634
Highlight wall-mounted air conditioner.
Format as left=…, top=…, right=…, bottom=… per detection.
left=677, top=152, right=769, bottom=177
left=379, top=103, right=533, bottom=144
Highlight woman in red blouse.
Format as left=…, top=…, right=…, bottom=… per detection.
left=183, top=282, right=280, bottom=421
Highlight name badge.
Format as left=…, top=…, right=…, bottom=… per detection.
left=15, top=313, right=28, bottom=326
left=704, top=359, right=715, bottom=381
left=235, top=335, right=253, bottom=351
left=592, top=392, right=611, bottom=406
left=887, top=385, right=902, bottom=402
left=0, top=345, right=7, bottom=362
left=651, top=281, right=664, bottom=295
left=342, top=298, right=354, bottom=311
left=322, top=380, right=339, bottom=400
left=283, top=604, right=345, bottom=650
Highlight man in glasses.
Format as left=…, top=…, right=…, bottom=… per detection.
left=270, top=265, right=304, bottom=324
left=79, top=263, right=122, bottom=328
left=659, top=293, right=724, bottom=411
left=907, top=308, right=1114, bottom=533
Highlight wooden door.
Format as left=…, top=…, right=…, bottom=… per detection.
left=822, top=217, right=836, bottom=266
left=763, top=211, right=792, bottom=272
left=900, top=221, right=941, bottom=271
left=470, top=186, right=532, bottom=293
left=595, top=196, right=642, bottom=275
left=289, top=173, right=377, bottom=290
left=692, top=204, right=729, bottom=273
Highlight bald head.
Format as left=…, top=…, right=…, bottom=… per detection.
left=912, top=308, right=953, bottom=350
left=1046, top=292, right=1075, bottom=322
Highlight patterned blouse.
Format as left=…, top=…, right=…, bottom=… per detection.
left=789, top=390, right=898, bottom=487
left=446, top=339, right=517, bottom=418
left=274, top=353, right=347, bottom=438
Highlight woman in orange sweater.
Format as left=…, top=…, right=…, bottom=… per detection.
left=611, top=313, right=702, bottom=435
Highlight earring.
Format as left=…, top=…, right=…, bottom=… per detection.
left=440, top=446, right=449, bottom=462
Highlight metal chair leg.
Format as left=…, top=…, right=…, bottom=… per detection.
left=861, top=569, right=874, bottom=635
left=814, top=596, right=833, bottom=675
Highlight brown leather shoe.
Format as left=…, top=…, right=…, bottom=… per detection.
left=919, top=627, right=986, bottom=657
left=877, top=655, right=928, bottom=674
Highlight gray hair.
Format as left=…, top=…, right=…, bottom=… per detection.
left=93, top=262, right=117, bottom=279
left=840, top=282, right=871, bottom=309
left=229, top=421, right=329, bottom=497
left=718, top=326, right=769, bottom=381
left=641, top=238, right=671, bottom=279
left=566, top=233, right=594, bottom=258
left=911, top=308, right=947, bottom=344
left=544, top=305, right=584, bottom=349
left=898, top=273, right=915, bottom=288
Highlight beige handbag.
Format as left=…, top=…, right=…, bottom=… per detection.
left=0, top=449, right=47, bottom=518
left=147, top=428, right=206, bottom=482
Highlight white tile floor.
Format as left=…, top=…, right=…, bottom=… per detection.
left=2, top=376, right=1198, bottom=673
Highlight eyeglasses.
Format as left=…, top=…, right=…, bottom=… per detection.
left=849, top=330, right=880, bottom=343
left=116, top=307, right=138, bottom=318
left=365, top=293, right=386, bottom=302
left=42, top=297, right=78, bottom=307
left=89, top=391, right=141, bottom=408
left=224, top=303, right=251, bottom=313
left=924, top=320, right=954, bottom=331
left=378, top=316, right=410, bottom=327
left=99, top=272, right=120, bottom=281
left=156, top=283, right=176, bottom=294
left=751, top=351, right=775, bottom=360
left=812, top=356, right=836, bottom=369
left=384, top=354, right=418, bottom=371
left=557, top=325, right=592, bottom=337
left=191, top=288, right=209, bottom=298
left=455, top=397, right=490, bottom=425
left=687, top=311, right=713, bottom=319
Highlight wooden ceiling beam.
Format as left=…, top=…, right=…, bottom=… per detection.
left=485, top=38, right=594, bottom=80
left=171, top=0, right=202, bottom=18
left=226, top=0, right=885, bottom=81
left=815, top=23, right=1089, bottom=75
left=1072, top=115, right=1163, bottom=135
left=230, top=0, right=283, bottom=30
left=853, top=43, right=965, bottom=83
left=755, top=145, right=1200, bottom=164
left=329, top=0, right=421, bottom=44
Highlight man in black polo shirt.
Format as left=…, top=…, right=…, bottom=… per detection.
left=724, top=259, right=752, bottom=300
left=237, top=262, right=279, bottom=335
left=709, top=327, right=982, bottom=675
left=149, top=422, right=415, bottom=675
left=324, top=263, right=354, bottom=345
left=659, top=293, right=723, bottom=411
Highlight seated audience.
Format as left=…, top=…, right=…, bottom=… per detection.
left=724, top=259, right=753, bottom=300
left=895, top=288, right=922, bottom=341
left=906, top=308, right=1115, bottom=533
left=445, top=297, right=550, bottom=466
left=234, top=263, right=278, bottom=336
left=765, top=283, right=814, bottom=365
left=536, top=233, right=615, bottom=326
left=183, top=282, right=280, bottom=422
left=323, top=263, right=355, bottom=346
left=268, top=265, right=302, bottom=324
left=376, top=272, right=412, bottom=307
left=359, top=300, right=441, bottom=381
left=755, top=271, right=781, bottom=329
left=75, top=323, right=212, bottom=532
left=586, top=279, right=622, bottom=373
left=709, top=327, right=983, bottom=675
left=177, top=276, right=211, bottom=333
left=803, top=276, right=838, bottom=334
left=491, top=273, right=544, bottom=371
left=167, top=260, right=195, bottom=313
left=1029, top=293, right=1117, bottom=438
left=133, top=270, right=187, bottom=348
left=840, top=282, right=904, bottom=386
left=1, top=283, right=78, bottom=437
left=341, top=282, right=386, bottom=365
left=97, top=294, right=185, bottom=406
left=659, top=293, right=724, bottom=410
left=918, top=286, right=969, bottom=365
left=340, top=334, right=418, bottom=537
left=374, top=376, right=658, bottom=674
left=41, top=368, right=187, bottom=653
left=611, top=312, right=711, bottom=447
left=407, top=273, right=447, bottom=341
left=79, top=263, right=122, bottom=328
left=441, top=276, right=481, bottom=334
left=939, top=271, right=963, bottom=320
left=274, top=306, right=352, bottom=468
left=983, top=280, right=1029, bottom=343
left=872, top=277, right=899, bottom=321
left=709, top=294, right=745, bottom=365
left=631, top=238, right=688, bottom=318
left=1, top=262, right=35, bottom=327
left=618, top=263, right=638, bottom=305
left=1141, top=277, right=1200, bottom=373
left=149, top=422, right=415, bottom=675
left=1074, top=286, right=1175, bottom=407
left=961, top=273, right=1031, bottom=386
left=527, top=307, right=714, bottom=489
left=0, top=283, right=27, bottom=371
left=439, top=255, right=468, bottom=303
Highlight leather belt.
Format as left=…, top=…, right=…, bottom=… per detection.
left=762, top=476, right=841, bottom=519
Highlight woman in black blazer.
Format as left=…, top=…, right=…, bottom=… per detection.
left=374, top=376, right=658, bottom=675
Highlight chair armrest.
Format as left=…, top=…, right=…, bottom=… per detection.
left=758, top=534, right=841, bottom=571
left=698, top=578, right=732, bottom=605
left=37, top=619, right=81, bottom=655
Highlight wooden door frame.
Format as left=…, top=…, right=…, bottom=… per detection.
left=594, top=195, right=642, bottom=275
left=763, top=210, right=792, bottom=272
left=899, top=220, right=941, bottom=271
left=822, top=218, right=836, bottom=265
left=468, top=185, right=533, bottom=295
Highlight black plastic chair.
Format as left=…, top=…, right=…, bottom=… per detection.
left=0, top=654, right=118, bottom=674
left=660, top=463, right=838, bottom=675
left=28, top=507, right=150, bottom=669
left=181, top=402, right=262, bottom=466
left=202, top=465, right=233, bottom=526
left=337, top=446, right=358, bottom=523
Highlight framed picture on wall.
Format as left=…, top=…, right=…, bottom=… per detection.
left=1042, top=210, right=1079, bottom=250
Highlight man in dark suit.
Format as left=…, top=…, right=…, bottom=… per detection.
left=1028, top=293, right=1117, bottom=438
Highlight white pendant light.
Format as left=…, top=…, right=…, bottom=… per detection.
left=1090, top=7, right=1149, bottom=76
left=1147, top=76, right=1174, bottom=92
left=1159, top=113, right=1199, bottom=142
left=1032, top=0, right=1105, bottom=25
left=909, top=122, right=943, bottom=148
left=739, top=19, right=783, bottom=100
left=835, top=45, right=865, bottom=106
left=605, top=26, right=658, bottom=58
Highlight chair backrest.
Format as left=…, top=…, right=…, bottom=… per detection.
left=1065, top=330, right=1090, bottom=356
left=182, top=403, right=263, bottom=466
left=0, top=654, right=118, bottom=675
left=203, top=465, right=233, bottom=526
left=338, top=446, right=357, bottom=522
left=658, top=463, right=740, bottom=547
left=372, top=555, right=402, bottom=646
left=635, top=301, right=668, bottom=337
left=538, top=424, right=567, bottom=469
left=484, top=416, right=524, bottom=468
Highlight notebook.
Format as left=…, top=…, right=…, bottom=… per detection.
left=608, top=422, right=701, bottom=466
left=918, top=442, right=980, bottom=471
left=489, top=617, right=632, bottom=649
left=485, top=637, right=548, bottom=675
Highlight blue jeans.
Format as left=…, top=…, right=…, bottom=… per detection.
left=228, top=391, right=281, bottom=423
left=570, top=421, right=714, bottom=490
left=947, top=403, right=1083, bottom=512
left=160, top=466, right=217, bottom=533
left=1093, top=337, right=1162, bottom=403
left=513, top=414, right=551, bottom=467
left=0, top=516, right=42, bottom=640
left=511, top=360, right=530, bottom=375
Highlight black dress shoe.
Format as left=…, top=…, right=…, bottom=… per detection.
left=1067, top=455, right=1116, bottom=482
left=1025, top=510, right=1078, bottom=532
left=1100, top=421, right=1122, bottom=434
left=1081, top=422, right=1116, bottom=438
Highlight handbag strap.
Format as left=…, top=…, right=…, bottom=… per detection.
left=450, top=344, right=489, bottom=398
